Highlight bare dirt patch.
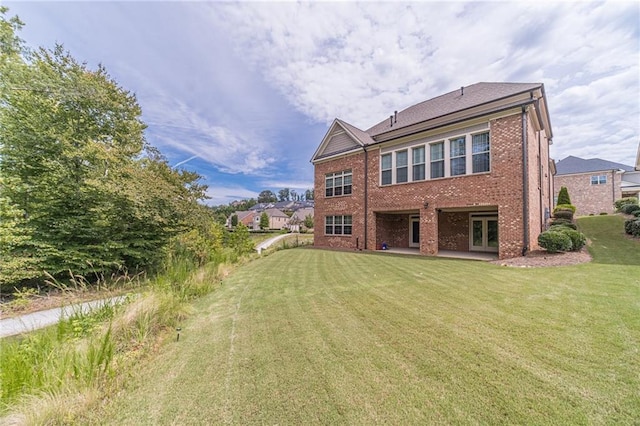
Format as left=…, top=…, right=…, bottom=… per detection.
left=491, top=248, right=592, bottom=268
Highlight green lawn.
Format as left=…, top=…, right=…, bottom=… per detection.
left=96, top=218, right=639, bottom=424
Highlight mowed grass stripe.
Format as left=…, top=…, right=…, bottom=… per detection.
left=100, top=247, right=640, bottom=424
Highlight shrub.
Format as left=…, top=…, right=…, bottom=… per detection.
left=538, top=231, right=573, bottom=253
left=550, top=218, right=577, bottom=229
left=553, top=209, right=574, bottom=221
left=553, top=204, right=576, bottom=214
left=560, top=229, right=586, bottom=251
left=599, top=212, right=608, bottom=215
left=625, top=219, right=640, bottom=237
left=635, top=210, right=640, bottom=218
left=614, top=197, right=638, bottom=211
left=557, top=187, right=572, bottom=205
left=620, top=203, right=640, bottom=215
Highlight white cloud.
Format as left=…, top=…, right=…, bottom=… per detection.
left=204, top=185, right=258, bottom=206
left=210, top=1, right=639, bottom=165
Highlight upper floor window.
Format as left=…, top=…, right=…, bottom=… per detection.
left=412, top=146, right=425, bottom=181
left=472, top=132, right=490, bottom=173
left=325, top=215, right=352, bottom=235
left=450, top=137, right=466, bottom=176
left=396, top=150, right=408, bottom=183
left=380, top=127, right=490, bottom=185
left=381, top=154, right=392, bottom=185
left=325, top=170, right=352, bottom=197
left=430, top=142, right=444, bottom=179
left=591, top=175, right=607, bottom=185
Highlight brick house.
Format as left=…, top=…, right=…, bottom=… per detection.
left=311, top=82, right=554, bottom=260
left=554, top=156, right=636, bottom=216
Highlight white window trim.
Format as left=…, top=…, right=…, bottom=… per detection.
left=381, top=130, right=490, bottom=185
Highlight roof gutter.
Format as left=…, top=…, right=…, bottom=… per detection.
left=522, top=106, right=529, bottom=257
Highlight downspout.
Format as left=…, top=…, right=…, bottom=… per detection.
left=521, top=106, right=529, bottom=256
left=363, top=146, right=368, bottom=250
left=538, top=131, right=543, bottom=231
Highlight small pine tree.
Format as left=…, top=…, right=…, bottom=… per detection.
left=557, top=186, right=572, bottom=205
left=259, top=212, right=270, bottom=230
left=231, top=214, right=238, bottom=227
left=303, top=214, right=314, bottom=229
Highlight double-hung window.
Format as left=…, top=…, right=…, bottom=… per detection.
left=430, top=142, right=444, bottom=179
left=381, top=153, right=392, bottom=185
left=325, top=170, right=352, bottom=197
left=396, top=150, right=408, bottom=183
left=450, top=136, right=466, bottom=176
left=472, top=132, right=490, bottom=173
left=325, top=215, right=352, bottom=235
left=412, top=146, right=425, bottom=181
left=591, top=175, right=607, bottom=185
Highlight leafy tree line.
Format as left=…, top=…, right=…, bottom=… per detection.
left=0, top=9, right=249, bottom=290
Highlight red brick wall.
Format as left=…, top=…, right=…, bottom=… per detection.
left=313, top=110, right=552, bottom=259
left=555, top=171, right=621, bottom=215
left=438, top=212, right=470, bottom=251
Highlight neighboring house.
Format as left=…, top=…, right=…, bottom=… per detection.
left=311, top=82, right=554, bottom=260
left=554, top=156, right=635, bottom=215
left=264, top=208, right=289, bottom=230
left=287, top=207, right=314, bottom=232
left=227, top=210, right=259, bottom=230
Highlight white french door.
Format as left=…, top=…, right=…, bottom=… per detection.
left=470, top=214, right=498, bottom=252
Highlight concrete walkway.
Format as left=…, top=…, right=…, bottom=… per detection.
left=0, top=296, right=128, bottom=338
left=255, top=233, right=293, bottom=254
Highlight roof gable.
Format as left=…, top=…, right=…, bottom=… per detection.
left=555, top=155, right=633, bottom=175
left=311, top=119, right=369, bottom=162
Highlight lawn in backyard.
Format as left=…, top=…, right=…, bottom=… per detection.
left=97, top=216, right=639, bottom=424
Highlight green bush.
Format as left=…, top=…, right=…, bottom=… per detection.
left=557, top=187, right=572, bottom=205
left=550, top=218, right=577, bottom=229
left=553, top=209, right=574, bottom=221
left=538, top=231, right=573, bottom=253
left=553, top=204, right=576, bottom=214
left=614, top=197, right=638, bottom=211
left=624, top=219, right=640, bottom=237
left=620, top=204, right=640, bottom=215
left=599, top=212, right=608, bottom=215
left=561, top=229, right=586, bottom=251
left=634, top=211, right=640, bottom=218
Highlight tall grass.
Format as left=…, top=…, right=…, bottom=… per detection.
left=0, top=249, right=234, bottom=423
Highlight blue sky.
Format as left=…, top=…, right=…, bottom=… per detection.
left=5, top=1, right=639, bottom=205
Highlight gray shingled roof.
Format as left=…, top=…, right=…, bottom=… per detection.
left=337, top=119, right=375, bottom=145
left=555, top=156, right=633, bottom=175
left=366, top=82, right=543, bottom=137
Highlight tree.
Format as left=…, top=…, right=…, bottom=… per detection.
left=305, top=189, right=314, bottom=201
left=230, top=223, right=254, bottom=255
left=259, top=212, right=270, bottom=230
left=231, top=214, right=238, bottom=227
left=304, top=214, right=314, bottom=229
left=0, top=9, right=209, bottom=287
left=258, top=190, right=277, bottom=203
left=557, top=186, right=572, bottom=206
left=278, top=188, right=290, bottom=202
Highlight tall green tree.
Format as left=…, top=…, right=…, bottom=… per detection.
left=0, top=9, right=208, bottom=287
left=557, top=186, right=572, bottom=206
left=259, top=212, right=269, bottom=230
left=278, top=188, right=290, bottom=202
left=258, top=190, right=277, bottom=203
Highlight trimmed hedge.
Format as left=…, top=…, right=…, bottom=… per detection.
left=553, top=204, right=576, bottom=214
left=538, top=231, right=573, bottom=253
left=614, top=197, right=638, bottom=211
left=620, top=203, right=640, bottom=215
left=553, top=209, right=574, bottom=221
left=550, top=218, right=577, bottom=229
left=561, top=229, right=586, bottom=251
left=624, top=219, right=640, bottom=237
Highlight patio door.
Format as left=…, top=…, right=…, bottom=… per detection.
left=470, top=214, right=498, bottom=252
left=409, top=216, right=420, bottom=248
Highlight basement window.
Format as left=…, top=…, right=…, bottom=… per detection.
left=325, top=215, right=352, bottom=235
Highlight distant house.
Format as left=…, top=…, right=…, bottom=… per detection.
left=263, top=208, right=289, bottom=230
left=287, top=207, right=314, bottom=232
left=554, top=156, right=636, bottom=215
left=311, top=82, right=554, bottom=260
left=227, top=210, right=259, bottom=230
